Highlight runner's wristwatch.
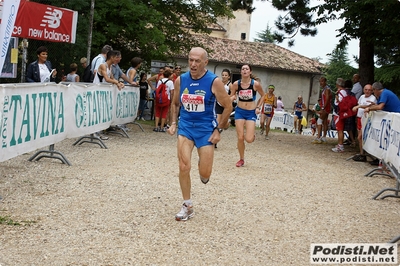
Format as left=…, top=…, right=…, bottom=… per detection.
left=215, top=128, right=223, bottom=133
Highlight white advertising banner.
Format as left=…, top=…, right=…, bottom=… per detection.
left=256, top=110, right=295, bottom=132
left=362, top=111, right=400, bottom=175
left=270, top=111, right=295, bottom=132
left=0, top=83, right=139, bottom=162
left=0, top=0, right=20, bottom=71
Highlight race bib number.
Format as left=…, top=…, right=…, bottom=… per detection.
left=264, top=104, right=272, bottom=113
left=181, top=94, right=205, bottom=112
left=238, top=89, right=253, bottom=101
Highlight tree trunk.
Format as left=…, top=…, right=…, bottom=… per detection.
left=358, top=37, right=374, bottom=87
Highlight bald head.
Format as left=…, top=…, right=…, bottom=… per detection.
left=188, top=47, right=208, bottom=79
left=190, top=47, right=208, bottom=60
left=363, top=84, right=373, bottom=97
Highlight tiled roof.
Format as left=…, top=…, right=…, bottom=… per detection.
left=176, top=35, right=324, bottom=74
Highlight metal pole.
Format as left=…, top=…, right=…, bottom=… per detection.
left=86, top=0, right=95, bottom=63
left=20, top=38, right=28, bottom=83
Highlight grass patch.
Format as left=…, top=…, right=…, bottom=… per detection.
left=0, top=216, right=21, bottom=226
left=0, top=215, right=37, bottom=226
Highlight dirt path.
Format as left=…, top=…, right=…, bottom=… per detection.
left=0, top=123, right=399, bottom=265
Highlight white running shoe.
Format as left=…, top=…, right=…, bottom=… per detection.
left=332, top=145, right=344, bottom=153
left=175, top=203, right=194, bottom=221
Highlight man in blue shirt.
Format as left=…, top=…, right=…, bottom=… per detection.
left=167, top=47, right=232, bottom=221
left=365, top=82, right=400, bottom=113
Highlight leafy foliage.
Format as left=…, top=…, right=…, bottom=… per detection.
left=25, top=0, right=234, bottom=74
left=323, top=46, right=356, bottom=91
left=268, top=0, right=400, bottom=86
left=254, top=23, right=276, bottom=43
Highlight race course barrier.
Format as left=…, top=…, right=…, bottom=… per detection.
left=362, top=111, right=400, bottom=243
left=0, top=82, right=139, bottom=163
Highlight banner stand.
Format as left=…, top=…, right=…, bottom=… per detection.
left=73, top=134, right=108, bottom=149
left=28, top=144, right=71, bottom=166
left=128, top=121, right=145, bottom=132
left=369, top=160, right=399, bottom=244
left=371, top=160, right=399, bottom=200
left=105, top=125, right=130, bottom=138
left=389, top=235, right=400, bottom=244
left=364, top=160, right=394, bottom=179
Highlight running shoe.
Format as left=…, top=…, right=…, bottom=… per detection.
left=236, top=159, right=244, bottom=167
left=260, top=128, right=264, bottom=135
left=353, top=154, right=366, bottom=162
left=343, top=139, right=351, bottom=145
left=312, top=138, right=322, bottom=144
left=175, top=203, right=194, bottom=221
left=320, top=137, right=327, bottom=143
left=153, top=127, right=159, bottom=132
left=265, top=135, right=269, bottom=140
left=141, top=117, right=146, bottom=121
left=332, top=145, right=344, bottom=153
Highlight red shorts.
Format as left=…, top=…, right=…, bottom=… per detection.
left=155, top=105, right=169, bottom=119
left=335, top=115, right=344, bottom=131
left=357, top=117, right=362, bottom=131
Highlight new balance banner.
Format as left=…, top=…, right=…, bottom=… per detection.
left=12, top=0, right=77, bottom=43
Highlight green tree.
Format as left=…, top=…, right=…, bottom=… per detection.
left=254, top=23, right=276, bottom=43
left=323, top=46, right=356, bottom=91
left=26, top=0, right=235, bottom=72
left=262, top=0, right=400, bottom=87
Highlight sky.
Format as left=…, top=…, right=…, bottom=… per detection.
left=249, top=1, right=359, bottom=67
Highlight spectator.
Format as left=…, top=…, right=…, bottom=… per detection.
left=318, top=77, right=333, bottom=143
left=259, top=85, right=277, bottom=139
left=125, top=57, right=143, bottom=86
left=137, top=73, right=149, bottom=121
left=365, top=82, right=400, bottom=113
left=80, top=57, right=91, bottom=82
left=91, top=45, right=112, bottom=78
left=332, top=78, right=347, bottom=152
left=167, top=47, right=232, bottom=221
left=276, top=96, right=284, bottom=111
left=231, top=64, right=265, bottom=167
left=351, top=74, right=363, bottom=100
left=93, top=50, right=124, bottom=140
left=93, top=50, right=124, bottom=89
left=66, top=63, right=80, bottom=82
left=352, top=84, right=377, bottom=162
left=292, top=95, right=307, bottom=134
left=26, top=46, right=57, bottom=83
left=343, top=79, right=356, bottom=147
left=151, top=68, right=174, bottom=132
left=171, top=65, right=181, bottom=82
left=112, top=53, right=135, bottom=85
left=147, top=67, right=165, bottom=85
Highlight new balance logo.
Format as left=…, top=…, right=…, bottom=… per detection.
left=40, top=7, right=63, bottom=28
